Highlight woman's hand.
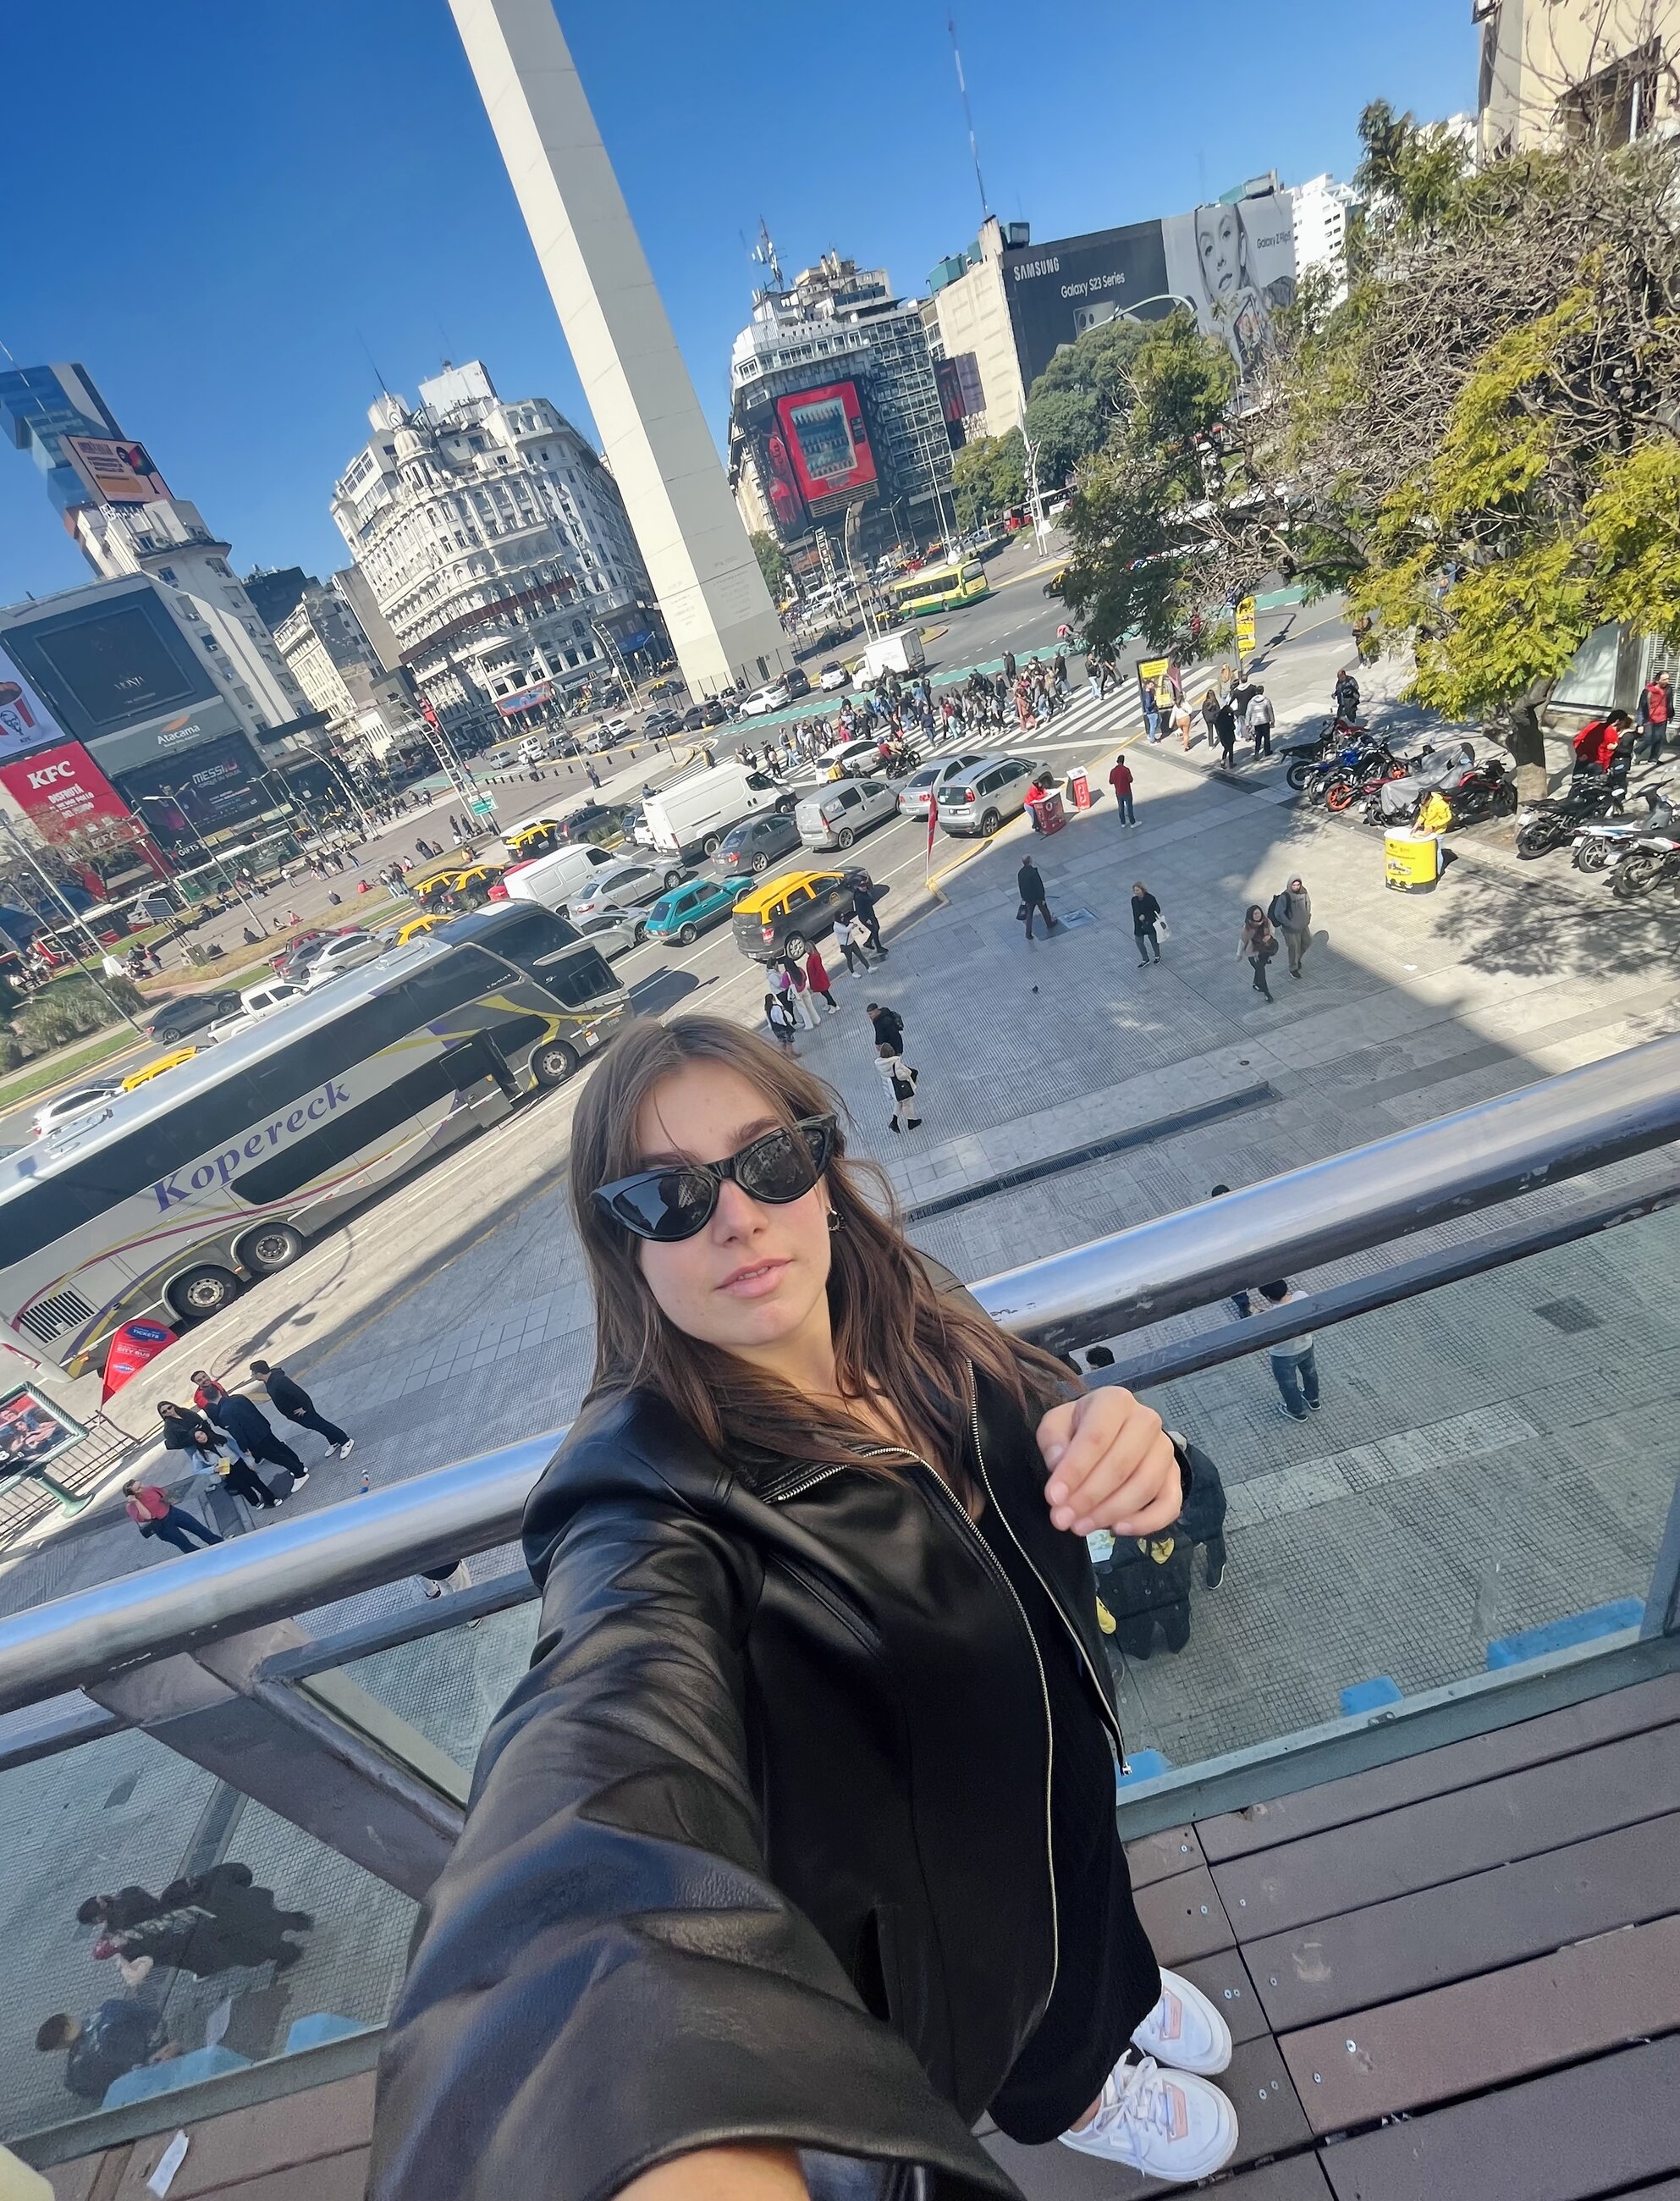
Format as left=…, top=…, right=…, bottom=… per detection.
left=1037, top=1388, right=1183, bottom=1538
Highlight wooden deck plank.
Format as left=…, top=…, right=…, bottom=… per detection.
left=1212, top=1725, right=1680, bottom=1937
left=1282, top=1913, right=1680, bottom=2132
left=1197, top=1673, right=1680, bottom=1863
left=1245, top=1813, right=1680, bottom=2031
left=1132, top=1866, right=1234, bottom=1965
left=1125, top=1825, right=1204, bottom=1889
left=1319, top=2033, right=1680, bottom=2201
left=1169, top=1945, right=1271, bottom=2047
left=980, top=2037, right=1312, bottom=2198
left=111, top=2073, right=375, bottom=2199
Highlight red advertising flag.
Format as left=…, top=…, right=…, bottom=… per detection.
left=102, top=1319, right=178, bottom=1401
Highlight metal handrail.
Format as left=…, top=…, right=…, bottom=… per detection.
left=1, top=1031, right=1677, bottom=1717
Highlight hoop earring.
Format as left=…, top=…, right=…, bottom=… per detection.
left=827, top=1209, right=840, bottom=1233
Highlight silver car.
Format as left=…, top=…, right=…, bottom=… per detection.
left=32, top=1080, right=120, bottom=1140
left=570, top=861, right=673, bottom=924
left=303, top=932, right=389, bottom=987
left=898, top=752, right=993, bottom=818
left=934, top=753, right=1046, bottom=837
left=575, top=912, right=642, bottom=959
left=796, top=776, right=899, bottom=852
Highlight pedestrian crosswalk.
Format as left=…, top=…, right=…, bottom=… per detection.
left=906, top=658, right=1226, bottom=758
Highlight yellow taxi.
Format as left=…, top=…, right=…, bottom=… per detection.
left=392, top=913, right=454, bottom=946
left=730, top=864, right=873, bottom=964
left=122, top=1047, right=198, bottom=1092
left=504, top=814, right=567, bottom=860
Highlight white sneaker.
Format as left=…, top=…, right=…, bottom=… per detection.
left=1060, top=2055, right=1238, bottom=2182
left=1132, top=1967, right=1233, bottom=2074
left=337, top=1437, right=355, bottom=1458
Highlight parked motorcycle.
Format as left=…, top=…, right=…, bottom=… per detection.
left=1609, top=831, right=1680, bottom=899
left=1515, top=775, right=1626, bottom=859
left=1284, top=716, right=1369, bottom=788
left=1440, top=758, right=1516, bottom=827
left=1571, top=787, right=1674, bottom=871
left=1363, top=741, right=1478, bottom=828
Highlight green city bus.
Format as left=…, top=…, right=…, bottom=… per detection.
left=890, top=559, right=992, bottom=618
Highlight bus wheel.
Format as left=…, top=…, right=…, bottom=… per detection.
left=167, top=1265, right=243, bottom=1325
left=238, top=1223, right=305, bottom=1277
left=532, top=1039, right=580, bottom=1088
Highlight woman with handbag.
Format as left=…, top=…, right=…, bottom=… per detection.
left=122, top=1479, right=223, bottom=1557
left=1240, top=902, right=1278, bottom=1001
left=368, top=1015, right=1239, bottom=2201
left=874, top=1038, right=923, bottom=1132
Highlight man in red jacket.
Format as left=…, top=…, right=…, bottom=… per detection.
left=1109, top=754, right=1137, bottom=827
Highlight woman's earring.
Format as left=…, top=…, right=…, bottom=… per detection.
left=827, top=1209, right=840, bottom=1233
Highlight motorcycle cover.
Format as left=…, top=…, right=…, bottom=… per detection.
left=1378, top=742, right=1475, bottom=819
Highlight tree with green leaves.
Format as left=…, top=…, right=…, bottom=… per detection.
left=950, top=431, right=1027, bottom=532
left=748, top=531, right=789, bottom=604
left=1022, top=317, right=1153, bottom=490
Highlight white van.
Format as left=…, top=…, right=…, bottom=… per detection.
left=502, top=842, right=620, bottom=915
left=643, top=761, right=788, bottom=861
left=203, top=979, right=310, bottom=1045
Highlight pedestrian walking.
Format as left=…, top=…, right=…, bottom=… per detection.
left=1131, top=883, right=1163, bottom=967
left=1109, top=755, right=1137, bottom=826
left=157, top=1404, right=279, bottom=1511
left=1171, top=698, right=1195, bottom=750
left=192, top=1375, right=308, bottom=1484
left=785, top=957, right=822, bottom=1030
left=1142, top=683, right=1160, bottom=742
left=373, top=1014, right=1241, bottom=2195
left=803, top=944, right=838, bottom=1014
left=1638, top=670, right=1672, bottom=764
left=1017, top=854, right=1058, bottom=941
left=867, top=1001, right=905, bottom=1056
left=764, top=991, right=798, bottom=1053
left=1333, top=666, right=1362, bottom=725
left=1254, top=1281, right=1321, bottom=1420
left=1239, top=904, right=1277, bottom=1001
left=1270, top=877, right=1313, bottom=978
left=1214, top=700, right=1237, bottom=769
left=1244, top=686, right=1275, bottom=758
left=1199, top=689, right=1220, bottom=749
left=123, top=1479, right=223, bottom=1557
left=875, top=1041, right=923, bottom=1133
left=248, top=1360, right=354, bottom=1456
left=852, top=880, right=887, bottom=957
left=834, top=913, right=872, bottom=977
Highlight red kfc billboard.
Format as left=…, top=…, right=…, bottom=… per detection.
left=0, top=740, right=166, bottom=880
left=774, top=381, right=879, bottom=518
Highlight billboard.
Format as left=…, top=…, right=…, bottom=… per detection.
left=1, top=589, right=215, bottom=744
left=113, top=730, right=270, bottom=841
left=62, top=434, right=171, bottom=507
left=1160, top=189, right=1297, bottom=379
left=1001, top=220, right=1173, bottom=389
left=746, top=406, right=811, bottom=543
left=775, top=381, right=879, bottom=519
left=0, top=642, right=70, bottom=764
left=0, top=740, right=136, bottom=840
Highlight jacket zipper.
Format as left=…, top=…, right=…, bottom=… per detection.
left=850, top=1439, right=1061, bottom=2019
left=967, top=1402, right=1126, bottom=1763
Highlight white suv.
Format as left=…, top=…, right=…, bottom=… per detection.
left=934, top=754, right=1044, bottom=837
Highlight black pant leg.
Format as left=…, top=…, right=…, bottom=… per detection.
left=291, top=1408, right=350, bottom=1448
left=149, top=1521, right=196, bottom=1555
left=256, top=1434, right=305, bottom=1474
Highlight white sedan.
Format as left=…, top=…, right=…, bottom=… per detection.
left=740, top=681, right=791, bottom=718
left=303, top=932, right=388, bottom=987
left=32, top=1080, right=121, bottom=1139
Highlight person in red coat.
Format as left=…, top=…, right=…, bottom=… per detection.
left=802, top=945, right=837, bottom=1015
left=1572, top=712, right=1628, bottom=775
left=1109, top=756, right=1137, bottom=827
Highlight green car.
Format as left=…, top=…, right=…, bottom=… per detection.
left=645, top=874, right=745, bottom=946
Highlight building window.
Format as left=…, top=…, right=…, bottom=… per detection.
left=159, top=566, right=177, bottom=584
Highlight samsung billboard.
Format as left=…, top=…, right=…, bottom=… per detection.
left=0, top=584, right=215, bottom=749
left=1001, top=220, right=1173, bottom=389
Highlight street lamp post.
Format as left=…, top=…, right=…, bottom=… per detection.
left=135, top=795, right=270, bottom=939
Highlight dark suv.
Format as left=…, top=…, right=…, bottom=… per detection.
left=785, top=668, right=812, bottom=698
left=146, top=989, right=241, bottom=1044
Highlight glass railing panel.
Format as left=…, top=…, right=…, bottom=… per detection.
left=1090, top=1201, right=1680, bottom=1779
left=7, top=1751, right=415, bottom=2150
left=331, top=1597, right=540, bottom=1771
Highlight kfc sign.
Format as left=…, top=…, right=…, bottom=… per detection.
left=0, top=740, right=135, bottom=836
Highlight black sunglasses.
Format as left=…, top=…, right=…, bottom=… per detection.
left=595, top=1115, right=839, bottom=1243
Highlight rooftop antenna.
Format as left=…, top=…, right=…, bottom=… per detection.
left=752, top=218, right=785, bottom=296
left=355, top=327, right=391, bottom=397
left=948, top=14, right=991, bottom=222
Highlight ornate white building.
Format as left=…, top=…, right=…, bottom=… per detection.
left=330, top=361, right=652, bottom=740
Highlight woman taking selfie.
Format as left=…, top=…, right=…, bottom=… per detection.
left=371, top=1016, right=1237, bottom=2200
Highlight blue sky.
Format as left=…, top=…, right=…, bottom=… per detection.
left=0, top=0, right=1471, bottom=610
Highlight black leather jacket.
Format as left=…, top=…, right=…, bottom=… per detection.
left=370, top=1368, right=1176, bottom=2201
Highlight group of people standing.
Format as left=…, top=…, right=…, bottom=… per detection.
left=1239, top=879, right=1314, bottom=1001
left=135, top=1361, right=355, bottom=1552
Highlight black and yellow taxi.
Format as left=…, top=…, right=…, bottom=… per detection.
left=730, top=864, right=874, bottom=964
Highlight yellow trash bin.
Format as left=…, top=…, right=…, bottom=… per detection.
left=1384, top=831, right=1442, bottom=892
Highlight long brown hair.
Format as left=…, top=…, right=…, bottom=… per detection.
left=570, top=1015, right=1070, bottom=1475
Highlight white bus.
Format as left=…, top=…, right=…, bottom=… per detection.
left=1, top=903, right=627, bottom=1379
